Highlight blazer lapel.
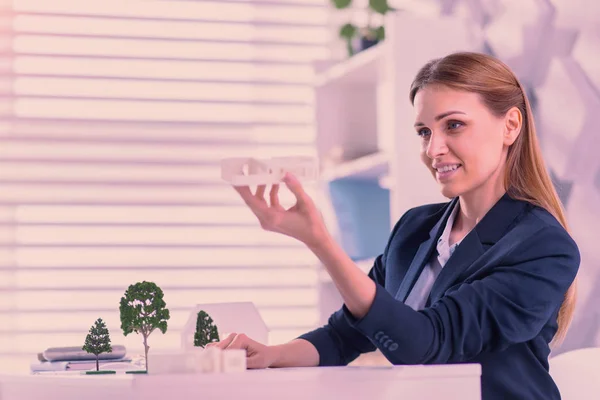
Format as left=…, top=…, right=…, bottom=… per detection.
left=394, top=237, right=436, bottom=302
left=427, top=229, right=485, bottom=304
left=427, top=192, right=530, bottom=305
left=395, top=198, right=458, bottom=302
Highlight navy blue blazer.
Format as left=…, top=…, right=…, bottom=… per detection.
left=299, top=193, right=580, bottom=400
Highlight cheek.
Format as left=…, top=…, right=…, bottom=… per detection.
left=420, top=148, right=429, bottom=166
left=466, top=135, right=504, bottom=175
left=462, top=127, right=503, bottom=166
left=419, top=142, right=430, bottom=164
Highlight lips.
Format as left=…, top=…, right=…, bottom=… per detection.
left=434, top=164, right=461, bottom=182
left=434, top=164, right=461, bottom=173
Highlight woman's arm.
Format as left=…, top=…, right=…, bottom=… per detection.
left=229, top=174, right=403, bottom=366
left=270, top=339, right=320, bottom=367
left=307, top=234, right=378, bottom=319
left=341, top=225, right=579, bottom=365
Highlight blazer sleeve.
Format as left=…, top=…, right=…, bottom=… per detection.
left=340, top=224, right=580, bottom=365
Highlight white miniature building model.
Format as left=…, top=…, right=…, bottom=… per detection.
left=221, top=156, right=318, bottom=186
left=181, top=302, right=269, bottom=350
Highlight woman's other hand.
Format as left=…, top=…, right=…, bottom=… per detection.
left=233, top=172, right=329, bottom=248
left=206, top=333, right=278, bottom=369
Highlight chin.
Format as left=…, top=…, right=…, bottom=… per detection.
left=439, top=183, right=463, bottom=199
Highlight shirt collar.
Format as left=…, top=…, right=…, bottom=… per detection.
left=437, top=200, right=460, bottom=258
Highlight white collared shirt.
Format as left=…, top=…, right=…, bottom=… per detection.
left=404, top=202, right=462, bottom=311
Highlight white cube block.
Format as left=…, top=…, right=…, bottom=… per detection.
left=198, top=347, right=222, bottom=373
left=148, top=351, right=196, bottom=375
left=221, top=349, right=247, bottom=372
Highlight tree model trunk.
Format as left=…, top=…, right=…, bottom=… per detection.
left=143, top=334, right=149, bottom=372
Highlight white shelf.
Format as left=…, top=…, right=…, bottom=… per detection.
left=314, top=43, right=384, bottom=87
left=320, top=152, right=389, bottom=182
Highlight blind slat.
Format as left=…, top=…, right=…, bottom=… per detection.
left=15, top=205, right=260, bottom=224
left=15, top=35, right=329, bottom=62
left=1, top=121, right=316, bottom=143
left=14, top=57, right=316, bottom=83
left=12, top=226, right=305, bottom=246
left=5, top=308, right=318, bottom=334
left=14, top=15, right=330, bottom=44
left=15, top=78, right=315, bottom=104
left=0, top=184, right=317, bottom=205
left=0, top=142, right=316, bottom=161
left=11, top=288, right=318, bottom=310
left=11, top=247, right=319, bottom=268
left=14, top=0, right=330, bottom=25
left=13, top=268, right=316, bottom=289
left=15, top=99, right=314, bottom=123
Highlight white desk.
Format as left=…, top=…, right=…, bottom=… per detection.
left=0, top=364, right=481, bottom=400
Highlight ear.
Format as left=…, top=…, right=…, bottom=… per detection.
left=503, top=106, right=522, bottom=146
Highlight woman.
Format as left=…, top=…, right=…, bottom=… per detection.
left=210, top=52, right=580, bottom=400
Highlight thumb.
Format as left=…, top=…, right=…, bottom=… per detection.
left=283, top=172, right=313, bottom=206
left=246, top=353, right=264, bottom=369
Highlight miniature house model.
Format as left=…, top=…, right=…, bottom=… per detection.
left=181, top=302, right=269, bottom=350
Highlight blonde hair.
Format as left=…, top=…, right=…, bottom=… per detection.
left=409, top=51, right=577, bottom=345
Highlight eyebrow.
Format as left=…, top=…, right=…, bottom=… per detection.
left=414, top=111, right=466, bottom=127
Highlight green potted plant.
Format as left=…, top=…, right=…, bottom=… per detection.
left=332, top=0, right=395, bottom=57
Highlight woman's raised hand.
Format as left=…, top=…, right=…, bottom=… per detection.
left=233, top=172, right=329, bottom=248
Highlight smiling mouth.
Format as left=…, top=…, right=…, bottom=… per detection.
left=435, top=164, right=462, bottom=173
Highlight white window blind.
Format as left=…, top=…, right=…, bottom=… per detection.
left=0, top=0, right=330, bottom=371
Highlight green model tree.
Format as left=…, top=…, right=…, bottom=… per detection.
left=119, top=281, right=170, bottom=372
left=194, top=310, right=220, bottom=348
left=82, top=318, right=113, bottom=371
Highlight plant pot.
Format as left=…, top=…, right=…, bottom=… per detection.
left=348, top=36, right=380, bottom=56
left=360, top=36, right=379, bottom=51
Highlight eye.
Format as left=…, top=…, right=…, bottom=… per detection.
left=417, top=127, right=431, bottom=137
left=447, top=120, right=464, bottom=130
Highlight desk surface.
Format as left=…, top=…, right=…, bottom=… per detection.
left=1, top=364, right=482, bottom=400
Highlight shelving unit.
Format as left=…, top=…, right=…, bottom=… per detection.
left=320, top=151, right=389, bottom=182
left=314, top=43, right=384, bottom=88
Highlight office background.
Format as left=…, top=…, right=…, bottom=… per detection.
left=0, top=0, right=598, bottom=372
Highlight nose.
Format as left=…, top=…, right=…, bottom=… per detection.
left=425, top=131, right=448, bottom=159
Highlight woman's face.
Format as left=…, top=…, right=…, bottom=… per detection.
left=413, top=84, right=520, bottom=199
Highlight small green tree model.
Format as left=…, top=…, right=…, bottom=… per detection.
left=82, top=318, right=113, bottom=371
left=194, top=310, right=220, bottom=348
left=119, top=281, right=170, bottom=372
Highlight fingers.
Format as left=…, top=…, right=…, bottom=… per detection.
left=208, top=332, right=249, bottom=350
left=234, top=181, right=281, bottom=213
left=207, top=332, right=236, bottom=350
left=205, top=333, right=269, bottom=369
left=269, top=184, right=280, bottom=208
left=226, top=333, right=250, bottom=350
left=234, top=185, right=257, bottom=207
left=234, top=185, right=267, bottom=213
left=255, top=184, right=266, bottom=199
left=283, top=172, right=313, bottom=207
